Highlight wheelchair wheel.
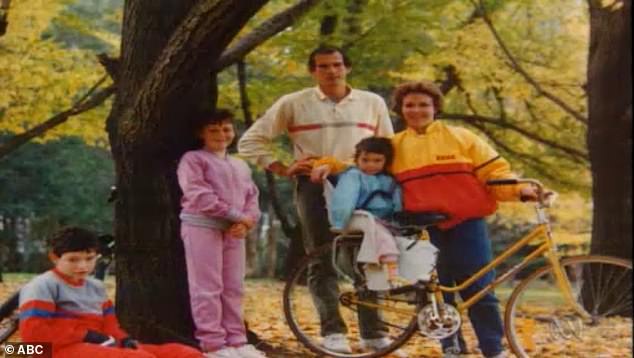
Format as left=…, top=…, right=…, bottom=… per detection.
left=283, top=236, right=420, bottom=358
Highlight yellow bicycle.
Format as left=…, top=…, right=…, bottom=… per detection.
left=283, top=179, right=632, bottom=357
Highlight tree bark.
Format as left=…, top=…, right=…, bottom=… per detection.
left=265, top=202, right=277, bottom=278
left=215, top=0, right=321, bottom=71
left=0, top=0, right=10, bottom=37
left=237, top=59, right=304, bottom=279
left=108, top=0, right=321, bottom=346
left=108, top=0, right=268, bottom=344
left=0, top=0, right=321, bottom=159
left=587, top=0, right=632, bottom=259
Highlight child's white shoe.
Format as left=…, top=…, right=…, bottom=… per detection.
left=205, top=347, right=240, bottom=358
left=233, top=344, right=267, bottom=358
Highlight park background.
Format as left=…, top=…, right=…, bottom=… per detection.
left=0, top=0, right=630, bottom=356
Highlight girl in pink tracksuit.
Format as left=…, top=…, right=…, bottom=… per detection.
left=177, top=109, right=265, bottom=358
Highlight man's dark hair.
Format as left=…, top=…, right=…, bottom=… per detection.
left=354, top=136, right=395, bottom=170
left=307, top=45, right=351, bottom=71
left=49, top=226, right=100, bottom=256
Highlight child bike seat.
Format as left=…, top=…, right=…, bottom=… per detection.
left=393, top=211, right=449, bottom=227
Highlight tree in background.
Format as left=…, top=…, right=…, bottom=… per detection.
left=0, top=0, right=630, bottom=344
left=587, top=0, right=631, bottom=259
left=0, top=135, right=114, bottom=274
left=105, top=0, right=319, bottom=343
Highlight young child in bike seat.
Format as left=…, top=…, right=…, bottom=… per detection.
left=324, top=137, right=403, bottom=285
left=18, top=226, right=203, bottom=358
left=177, top=109, right=265, bottom=358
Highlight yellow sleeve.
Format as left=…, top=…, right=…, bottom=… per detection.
left=311, top=156, right=352, bottom=175
left=466, top=131, right=526, bottom=202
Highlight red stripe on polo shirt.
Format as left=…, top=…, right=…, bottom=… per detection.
left=288, top=122, right=377, bottom=133
left=357, top=123, right=377, bottom=132
left=288, top=123, right=324, bottom=133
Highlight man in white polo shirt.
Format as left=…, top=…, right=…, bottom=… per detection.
left=238, top=46, right=394, bottom=354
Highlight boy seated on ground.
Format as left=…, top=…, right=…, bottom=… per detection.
left=18, top=226, right=204, bottom=358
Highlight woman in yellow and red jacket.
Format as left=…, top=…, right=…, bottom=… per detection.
left=390, top=81, right=537, bottom=358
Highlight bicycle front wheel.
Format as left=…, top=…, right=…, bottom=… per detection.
left=283, top=237, right=420, bottom=358
left=505, top=255, right=632, bottom=357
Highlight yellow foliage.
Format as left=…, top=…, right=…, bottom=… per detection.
left=0, top=0, right=112, bottom=145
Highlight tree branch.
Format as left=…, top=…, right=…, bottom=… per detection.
left=121, top=0, right=269, bottom=146
left=264, top=171, right=300, bottom=238
left=236, top=59, right=299, bottom=240
left=0, top=0, right=10, bottom=37
left=438, top=65, right=461, bottom=95
left=342, top=0, right=411, bottom=51
left=0, top=78, right=114, bottom=159
left=491, top=86, right=507, bottom=120
left=237, top=60, right=253, bottom=128
left=459, top=118, right=566, bottom=185
left=93, top=0, right=321, bottom=94
left=472, top=0, right=589, bottom=124
left=214, top=0, right=322, bottom=71
left=439, top=112, right=589, bottom=163
left=97, top=53, right=120, bottom=82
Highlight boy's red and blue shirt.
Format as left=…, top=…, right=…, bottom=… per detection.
left=18, top=269, right=127, bottom=351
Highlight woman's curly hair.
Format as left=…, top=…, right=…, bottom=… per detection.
left=390, top=80, right=444, bottom=117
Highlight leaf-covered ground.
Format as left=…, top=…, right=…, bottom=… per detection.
left=2, top=276, right=631, bottom=357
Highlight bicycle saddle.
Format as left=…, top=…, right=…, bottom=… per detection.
left=393, top=211, right=449, bottom=227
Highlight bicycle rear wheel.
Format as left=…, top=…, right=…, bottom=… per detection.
left=283, top=237, right=420, bottom=358
left=0, top=292, right=19, bottom=343
left=504, top=255, right=632, bottom=357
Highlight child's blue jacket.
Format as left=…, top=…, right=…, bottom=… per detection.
left=329, top=167, right=402, bottom=229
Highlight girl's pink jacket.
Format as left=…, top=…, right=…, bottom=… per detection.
left=177, top=150, right=260, bottom=226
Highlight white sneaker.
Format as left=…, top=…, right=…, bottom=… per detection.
left=360, top=337, right=408, bottom=358
left=205, top=347, right=240, bottom=358
left=233, top=344, right=267, bottom=358
left=442, top=347, right=465, bottom=358
left=322, top=333, right=352, bottom=353
left=486, top=352, right=508, bottom=358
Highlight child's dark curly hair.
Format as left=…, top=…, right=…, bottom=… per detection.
left=49, top=226, right=99, bottom=256
left=353, top=137, right=395, bottom=170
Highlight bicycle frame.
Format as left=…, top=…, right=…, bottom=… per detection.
left=335, top=178, right=590, bottom=321
left=440, top=206, right=589, bottom=319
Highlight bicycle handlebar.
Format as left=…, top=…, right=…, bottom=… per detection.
left=486, top=178, right=557, bottom=207
left=486, top=178, right=520, bottom=186
left=486, top=178, right=544, bottom=188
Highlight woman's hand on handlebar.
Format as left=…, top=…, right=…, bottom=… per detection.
left=519, top=186, right=539, bottom=202
left=519, top=185, right=556, bottom=203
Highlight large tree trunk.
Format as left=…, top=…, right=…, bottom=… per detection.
left=587, top=0, right=632, bottom=259
left=107, top=0, right=267, bottom=344
left=0, top=0, right=10, bottom=37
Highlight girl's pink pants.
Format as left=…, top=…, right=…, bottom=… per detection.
left=181, top=225, right=246, bottom=352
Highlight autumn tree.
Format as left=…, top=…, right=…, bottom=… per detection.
left=105, top=0, right=319, bottom=343
left=0, top=0, right=10, bottom=37
left=586, top=0, right=632, bottom=259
